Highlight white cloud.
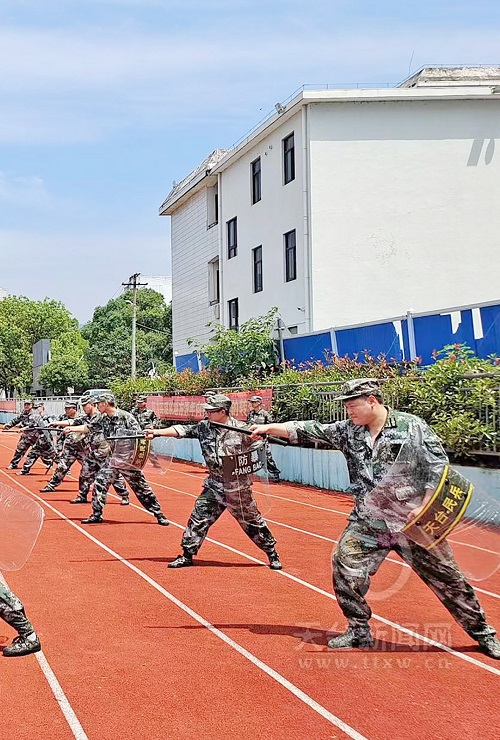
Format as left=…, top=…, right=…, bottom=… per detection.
left=0, top=19, right=498, bottom=144
left=0, top=172, right=60, bottom=209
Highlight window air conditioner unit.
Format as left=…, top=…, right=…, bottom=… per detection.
left=213, top=303, right=220, bottom=319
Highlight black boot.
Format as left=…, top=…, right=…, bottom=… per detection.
left=81, top=514, right=103, bottom=524
left=156, top=514, right=169, bottom=526
left=40, top=485, right=55, bottom=493
left=2, top=634, right=41, bottom=657
left=70, top=496, right=88, bottom=504
left=268, top=551, right=282, bottom=570
left=17, top=469, right=30, bottom=476
left=6, top=464, right=18, bottom=470
left=168, top=551, right=193, bottom=568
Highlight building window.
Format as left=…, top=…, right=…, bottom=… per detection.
left=253, top=245, right=263, bottom=293
left=283, top=132, right=295, bottom=184
left=284, top=229, right=297, bottom=282
left=251, top=157, right=261, bottom=204
left=227, top=217, right=237, bottom=259
left=207, top=185, right=218, bottom=228
left=228, top=298, right=239, bottom=330
left=208, top=257, right=220, bottom=305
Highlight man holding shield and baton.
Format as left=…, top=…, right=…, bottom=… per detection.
left=67, top=392, right=169, bottom=525
left=250, top=378, right=500, bottom=659
left=145, top=394, right=282, bottom=570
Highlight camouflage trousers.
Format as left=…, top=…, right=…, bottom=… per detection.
left=10, top=436, right=33, bottom=466
left=333, top=518, right=496, bottom=640
left=0, top=581, right=35, bottom=637
left=47, top=446, right=88, bottom=489
left=22, top=435, right=58, bottom=473
left=92, top=466, right=163, bottom=518
left=265, top=443, right=281, bottom=481
left=79, top=454, right=128, bottom=501
left=181, top=480, right=277, bottom=556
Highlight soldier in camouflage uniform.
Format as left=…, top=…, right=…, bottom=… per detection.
left=16, top=402, right=59, bottom=476
left=146, top=394, right=282, bottom=570
left=131, top=394, right=163, bottom=469
left=3, top=400, right=38, bottom=469
left=63, top=395, right=130, bottom=506
left=131, top=394, right=159, bottom=429
left=40, top=400, right=88, bottom=493
left=71, top=393, right=168, bottom=525
left=250, top=378, right=500, bottom=659
left=0, top=582, right=41, bottom=657
left=246, top=395, right=281, bottom=483
left=52, top=401, right=79, bottom=456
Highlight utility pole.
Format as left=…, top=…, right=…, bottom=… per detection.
left=275, top=316, right=285, bottom=364
left=122, top=273, right=148, bottom=378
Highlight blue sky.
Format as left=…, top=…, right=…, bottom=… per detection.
left=0, top=0, right=499, bottom=323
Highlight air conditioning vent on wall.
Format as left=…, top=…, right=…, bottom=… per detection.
left=213, top=303, right=220, bottom=319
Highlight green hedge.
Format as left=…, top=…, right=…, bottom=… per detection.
left=111, top=345, right=500, bottom=460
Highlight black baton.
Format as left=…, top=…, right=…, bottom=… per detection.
left=209, top=420, right=288, bottom=446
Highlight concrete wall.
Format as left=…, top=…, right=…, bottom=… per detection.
left=308, top=99, right=500, bottom=328
left=169, top=443, right=500, bottom=516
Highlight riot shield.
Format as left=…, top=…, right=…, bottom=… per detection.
left=220, top=432, right=273, bottom=522
left=364, top=435, right=499, bottom=582
left=0, top=482, right=45, bottom=571
left=108, top=431, right=174, bottom=476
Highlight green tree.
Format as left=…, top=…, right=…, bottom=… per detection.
left=0, top=296, right=80, bottom=395
left=38, top=330, right=89, bottom=394
left=190, top=307, right=279, bottom=383
left=82, top=289, right=172, bottom=386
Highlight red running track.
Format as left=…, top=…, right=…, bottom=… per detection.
left=0, top=435, right=498, bottom=740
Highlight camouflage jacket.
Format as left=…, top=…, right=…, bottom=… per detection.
left=4, top=410, right=33, bottom=431
left=246, top=409, right=273, bottom=425
left=57, top=413, right=88, bottom=454
left=285, top=409, right=448, bottom=522
left=72, top=412, right=110, bottom=459
left=99, top=408, right=142, bottom=438
left=12, top=411, right=48, bottom=444
left=172, top=417, right=257, bottom=482
left=131, top=407, right=159, bottom=429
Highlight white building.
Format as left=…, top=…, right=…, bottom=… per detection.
left=159, top=67, right=500, bottom=368
left=121, top=275, right=172, bottom=304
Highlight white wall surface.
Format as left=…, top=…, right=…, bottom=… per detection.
left=308, top=99, right=500, bottom=328
left=220, top=111, right=307, bottom=333
left=170, top=188, right=219, bottom=355
left=139, top=275, right=172, bottom=304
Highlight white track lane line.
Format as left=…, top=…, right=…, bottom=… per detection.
left=0, top=573, right=88, bottom=740
left=178, top=466, right=499, bottom=555
left=150, top=478, right=500, bottom=601
left=2, top=456, right=500, bottom=675
left=63, top=474, right=500, bottom=678
left=1, top=473, right=368, bottom=740
left=6, top=443, right=498, bottom=597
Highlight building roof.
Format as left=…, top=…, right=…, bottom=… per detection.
left=159, top=66, right=500, bottom=215
left=159, top=148, right=228, bottom=215
left=399, top=65, right=500, bottom=88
